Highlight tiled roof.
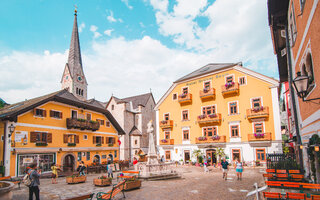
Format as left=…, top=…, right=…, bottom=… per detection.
left=121, top=93, right=153, bottom=109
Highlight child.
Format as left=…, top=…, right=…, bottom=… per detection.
left=51, top=163, right=59, bottom=184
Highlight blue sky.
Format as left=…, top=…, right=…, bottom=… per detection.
left=0, top=0, right=278, bottom=103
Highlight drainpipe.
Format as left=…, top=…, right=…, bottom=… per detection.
left=284, top=25, right=304, bottom=173
left=2, top=121, right=7, bottom=174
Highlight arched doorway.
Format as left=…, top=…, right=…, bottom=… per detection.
left=63, top=154, right=75, bottom=172
left=93, top=155, right=100, bottom=164
left=206, top=149, right=217, bottom=166
left=108, top=154, right=114, bottom=163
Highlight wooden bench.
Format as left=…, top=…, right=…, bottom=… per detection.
left=311, top=195, right=320, bottom=200
left=262, top=192, right=281, bottom=199
left=0, top=176, right=21, bottom=189
left=96, top=180, right=126, bottom=200
left=289, top=170, right=301, bottom=174
left=276, top=169, right=287, bottom=174
left=266, top=169, right=276, bottom=173
left=263, top=173, right=274, bottom=179
left=285, top=192, right=306, bottom=200
left=117, top=171, right=139, bottom=181
left=301, top=183, right=320, bottom=190
left=65, top=193, right=94, bottom=200
left=276, top=173, right=289, bottom=180
left=291, top=174, right=304, bottom=181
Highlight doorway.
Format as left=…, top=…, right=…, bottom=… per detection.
left=63, top=154, right=75, bottom=172
left=206, top=149, right=217, bottom=166
left=232, top=149, right=241, bottom=162
left=184, top=150, right=190, bottom=163
left=93, top=155, right=101, bottom=164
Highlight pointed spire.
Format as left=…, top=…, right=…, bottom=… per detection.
left=67, top=8, right=83, bottom=76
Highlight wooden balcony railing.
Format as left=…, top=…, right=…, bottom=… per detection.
left=195, top=135, right=226, bottom=144
left=246, top=106, right=269, bottom=120
left=159, top=139, right=174, bottom=145
left=221, top=82, right=239, bottom=96
left=159, top=120, right=174, bottom=129
left=197, top=114, right=222, bottom=125
left=248, top=132, right=272, bottom=142
left=199, top=88, right=215, bottom=100
left=178, top=93, right=192, bottom=104
left=66, top=118, right=100, bottom=131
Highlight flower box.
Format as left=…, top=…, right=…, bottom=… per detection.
left=198, top=136, right=207, bottom=141
left=108, top=143, right=114, bottom=147
left=160, top=120, right=167, bottom=124
left=197, top=114, right=207, bottom=120
left=225, top=82, right=235, bottom=89
left=212, top=135, right=220, bottom=140
left=67, top=143, right=76, bottom=147
left=35, top=142, right=48, bottom=146
left=124, top=180, right=141, bottom=191
left=203, top=88, right=210, bottom=93
left=254, top=133, right=265, bottom=138
left=208, top=114, right=217, bottom=118
left=179, top=93, right=187, bottom=98
left=161, top=139, right=167, bottom=143
left=93, top=177, right=112, bottom=186
left=66, top=175, right=86, bottom=184
left=96, top=143, right=102, bottom=147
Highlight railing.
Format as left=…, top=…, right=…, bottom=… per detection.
left=195, top=135, right=226, bottom=144
left=66, top=118, right=100, bottom=131
left=178, top=93, right=192, bottom=104
left=197, top=114, right=222, bottom=124
left=159, top=120, right=174, bottom=129
left=159, top=139, right=174, bottom=145
left=248, top=132, right=272, bottom=141
left=199, top=88, right=215, bottom=99
left=246, top=106, right=269, bottom=120
left=267, top=153, right=298, bottom=170
left=221, top=82, right=239, bottom=96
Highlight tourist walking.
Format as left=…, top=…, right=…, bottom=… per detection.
left=107, top=163, right=113, bottom=178
left=203, top=156, right=209, bottom=173
left=220, top=158, right=229, bottom=180
left=51, top=163, right=60, bottom=184
left=77, top=161, right=86, bottom=176
left=28, top=163, right=41, bottom=200
left=235, top=158, right=243, bottom=180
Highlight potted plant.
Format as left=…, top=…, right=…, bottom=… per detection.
left=254, top=133, right=265, bottom=138
left=161, top=139, right=168, bottom=143
left=93, top=175, right=112, bottom=186
left=160, top=120, right=167, bottom=125
left=198, top=136, right=207, bottom=141
left=66, top=174, right=87, bottom=184
left=179, top=93, right=187, bottom=98
left=124, top=177, right=141, bottom=191
left=212, top=135, right=220, bottom=140
left=197, top=114, right=207, bottom=120
left=255, top=160, right=260, bottom=166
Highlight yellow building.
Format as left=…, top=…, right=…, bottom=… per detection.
left=0, top=90, right=124, bottom=177
left=155, top=63, right=282, bottom=165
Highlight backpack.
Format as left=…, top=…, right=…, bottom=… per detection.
left=23, top=172, right=32, bottom=187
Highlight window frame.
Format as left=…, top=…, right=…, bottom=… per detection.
left=203, top=81, right=211, bottom=90
left=34, top=108, right=46, bottom=118
left=165, top=151, right=171, bottom=160
left=50, top=110, right=62, bottom=119
left=202, top=105, right=216, bottom=115
left=182, top=110, right=189, bottom=121
left=251, top=97, right=262, bottom=109
left=182, top=87, right=189, bottom=94
left=229, top=101, right=238, bottom=115
left=106, top=120, right=111, bottom=127
left=253, top=122, right=264, bottom=133
left=164, top=113, right=170, bottom=121
left=71, top=110, right=78, bottom=119
left=256, top=149, right=266, bottom=161
left=288, top=1, right=297, bottom=46
left=96, top=119, right=105, bottom=126
left=86, top=113, right=92, bottom=121
left=225, top=75, right=234, bottom=83
left=183, top=130, right=189, bottom=140
left=238, top=76, right=247, bottom=86
left=172, top=93, right=178, bottom=100
left=230, top=125, right=239, bottom=137
left=83, top=135, right=88, bottom=140
left=203, top=126, right=217, bottom=137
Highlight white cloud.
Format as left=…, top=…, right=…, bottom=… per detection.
left=107, top=10, right=117, bottom=23
left=90, top=25, right=102, bottom=38
left=79, top=23, right=85, bottom=33
left=104, top=29, right=114, bottom=36
left=121, top=0, right=133, bottom=9
left=139, top=22, right=145, bottom=28
left=148, top=0, right=168, bottom=12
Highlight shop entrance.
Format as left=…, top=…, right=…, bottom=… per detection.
left=206, top=149, right=217, bottom=166
left=184, top=150, right=190, bottom=163
left=63, top=154, right=75, bottom=172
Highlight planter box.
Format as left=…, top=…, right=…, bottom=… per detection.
left=66, top=176, right=86, bottom=184
left=124, top=180, right=141, bottom=191
left=93, top=178, right=112, bottom=186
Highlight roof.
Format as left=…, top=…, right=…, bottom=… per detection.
left=121, top=93, right=153, bottom=109
left=129, top=126, right=142, bottom=136
left=0, top=89, right=125, bottom=135
left=174, top=63, right=239, bottom=83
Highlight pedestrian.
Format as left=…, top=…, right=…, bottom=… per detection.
left=107, top=163, right=113, bottom=178
left=203, top=156, right=209, bottom=173
left=133, top=157, right=138, bottom=165
left=235, top=158, right=243, bottom=180
left=160, top=155, right=165, bottom=162
left=77, top=161, right=86, bottom=176
left=50, top=163, right=59, bottom=184
left=220, top=157, right=229, bottom=180
left=28, top=163, right=41, bottom=200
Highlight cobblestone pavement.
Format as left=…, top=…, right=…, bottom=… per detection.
left=12, top=166, right=265, bottom=200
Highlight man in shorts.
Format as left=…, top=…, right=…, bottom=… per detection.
left=221, top=158, right=229, bottom=180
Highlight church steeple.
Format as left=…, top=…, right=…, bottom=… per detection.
left=61, top=8, right=88, bottom=101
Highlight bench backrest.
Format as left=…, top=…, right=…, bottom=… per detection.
left=263, top=174, right=274, bottom=178
left=301, top=183, right=320, bottom=190
left=276, top=169, right=287, bottom=174
left=266, top=181, right=282, bottom=187
left=266, top=169, right=275, bottom=173
left=289, top=170, right=301, bottom=174
left=122, top=171, right=139, bottom=174
left=291, top=174, right=304, bottom=179
left=263, top=192, right=281, bottom=198
left=285, top=192, right=306, bottom=200
left=0, top=176, right=11, bottom=181
left=65, top=193, right=93, bottom=200
left=311, top=195, right=320, bottom=200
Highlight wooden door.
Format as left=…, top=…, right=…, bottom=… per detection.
left=184, top=151, right=190, bottom=162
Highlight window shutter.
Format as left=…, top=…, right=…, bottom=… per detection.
left=50, top=110, right=53, bottom=117
left=47, top=133, right=52, bottom=143
left=30, top=132, right=37, bottom=143
left=76, top=135, right=79, bottom=143
left=106, top=137, right=109, bottom=144
left=93, top=136, right=96, bottom=144
left=33, top=109, right=37, bottom=115
left=43, top=110, right=47, bottom=117
left=60, top=112, right=63, bottom=119
left=63, top=134, right=68, bottom=143
left=101, top=137, right=104, bottom=144
left=111, top=137, right=115, bottom=144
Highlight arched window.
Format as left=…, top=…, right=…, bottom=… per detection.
left=305, top=53, right=314, bottom=85
left=81, top=90, right=83, bottom=96
left=76, top=88, right=79, bottom=95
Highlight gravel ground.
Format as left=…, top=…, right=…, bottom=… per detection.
left=12, top=165, right=265, bottom=200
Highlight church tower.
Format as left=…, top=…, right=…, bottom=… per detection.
left=61, top=8, right=88, bottom=101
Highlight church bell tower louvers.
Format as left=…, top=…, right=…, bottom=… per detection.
left=61, top=8, right=88, bottom=101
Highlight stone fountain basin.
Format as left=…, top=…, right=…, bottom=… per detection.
left=0, top=181, right=15, bottom=200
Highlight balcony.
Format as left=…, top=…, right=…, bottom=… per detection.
left=197, top=114, right=222, bottom=125
left=248, top=132, right=272, bottom=142
left=66, top=118, right=100, bottom=131
left=221, top=82, right=239, bottom=96
left=246, top=106, right=269, bottom=120
left=159, top=120, right=174, bottom=129
left=178, top=93, right=192, bottom=104
left=199, top=88, right=215, bottom=100
left=159, top=139, right=174, bottom=145
left=195, top=135, right=226, bottom=144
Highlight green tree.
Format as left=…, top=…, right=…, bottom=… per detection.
left=216, top=148, right=225, bottom=163
left=192, top=149, right=204, bottom=163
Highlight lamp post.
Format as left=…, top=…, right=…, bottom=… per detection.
left=293, top=72, right=320, bottom=101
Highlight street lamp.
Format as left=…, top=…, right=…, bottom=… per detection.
left=293, top=72, right=320, bottom=101
left=8, top=124, right=15, bottom=138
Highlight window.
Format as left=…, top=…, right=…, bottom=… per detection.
left=111, top=105, right=114, bottom=110
left=67, top=135, right=76, bottom=143
left=254, top=123, right=263, bottom=133
left=165, top=131, right=170, bottom=139
left=96, top=119, right=105, bottom=126
left=204, top=81, right=210, bottom=89
left=301, top=52, right=315, bottom=94
left=183, top=130, right=189, bottom=140
left=30, top=132, right=52, bottom=143
left=86, top=113, right=91, bottom=120
left=1, top=135, right=3, bottom=141
left=50, top=110, right=62, bottom=119
left=252, top=98, right=261, bottom=108
left=256, top=149, right=266, bottom=161
left=71, top=110, right=77, bottom=119
left=134, top=140, right=137, bottom=145
left=231, top=125, right=239, bottom=137
left=289, top=1, right=297, bottom=46
left=164, top=113, right=170, bottom=120
left=182, top=110, right=188, bottom=120
left=226, top=76, right=234, bottom=83
left=202, top=105, right=216, bottom=115
left=239, top=77, right=246, bottom=85
left=107, top=137, right=115, bottom=144
left=114, top=150, right=117, bottom=158
left=86, top=152, right=90, bottom=161
left=203, top=127, right=217, bottom=137
left=182, top=87, right=188, bottom=94
left=173, top=93, right=177, bottom=100
left=83, top=135, right=88, bottom=140
left=94, top=136, right=103, bottom=144
left=36, top=132, right=47, bottom=142
left=34, top=109, right=46, bottom=117
left=232, top=149, right=241, bottom=161
left=106, top=120, right=110, bottom=127
left=299, top=0, right=306, bottom=12
left=229, top=102, right=238, bottom=115
left=165, top=151, right=171, bottom=160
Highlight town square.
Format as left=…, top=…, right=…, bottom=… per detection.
left=0, top=0, right=319, bottom=200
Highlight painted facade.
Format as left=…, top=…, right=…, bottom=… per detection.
left=155, top=63, right=282, bottom=165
